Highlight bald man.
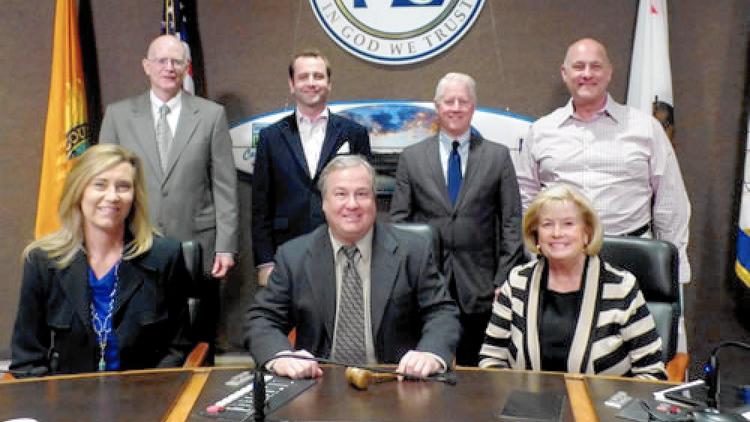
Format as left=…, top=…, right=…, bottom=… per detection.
left=516, top=38, right=691, bottom=284
left=99, top=35, right=238, bottom=355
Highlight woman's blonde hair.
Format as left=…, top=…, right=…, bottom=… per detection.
left=24, top=144, right=155, bottom=267
left=522, top=183, right=603, bottom=256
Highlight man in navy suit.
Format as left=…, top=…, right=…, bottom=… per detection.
left=252, top=50, right=371, bottom=285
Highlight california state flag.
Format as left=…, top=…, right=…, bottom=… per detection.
left=626, top=0, right=673, bottom=117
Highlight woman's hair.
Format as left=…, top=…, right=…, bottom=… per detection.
left=24, top=144, right=155, bottom=267
left=522, top=183, right=603, bottom=256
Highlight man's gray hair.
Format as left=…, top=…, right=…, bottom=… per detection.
left=434, top=72, right=477, bottom=103
left=318, top=154, right=375, bottom=196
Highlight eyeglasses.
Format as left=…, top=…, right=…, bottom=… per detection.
left=148, top=57, right=187, bottom=69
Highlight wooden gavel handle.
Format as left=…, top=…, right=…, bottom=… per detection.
left=345, top=367, right=398, bottom=390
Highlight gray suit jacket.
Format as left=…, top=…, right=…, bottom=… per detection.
left=99, top=92, right=238, bottom=272
left=245, top=223, right=460, bottom=368
left=390, top=135, right=524, bottom=314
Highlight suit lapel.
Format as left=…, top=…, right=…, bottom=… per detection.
left=315, top=113, right=343, bottom=179
left=131, top=94, right=164, bottom=180
left=370, top=224, right=399, bottom=338
left=59, top=252, right=93, bottom=331
left=164, top=93, right=199, bottom=182
left=306, top=227, right=337, bottom=342
left=455, top=136, right=482, bottom=208
left=112, top=260, right=146, bottom=319
left=425, top=137, right=453, bottom=212
left=280, top=114, right=312, bottom=179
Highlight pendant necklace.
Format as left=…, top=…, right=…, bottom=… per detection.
left=90, top=262, right=119, bottom=372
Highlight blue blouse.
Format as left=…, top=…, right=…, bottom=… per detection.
left=88, top=264, right=120, bottom=370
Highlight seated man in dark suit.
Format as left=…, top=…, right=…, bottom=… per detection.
left=245, top=155, right=460, bottom=379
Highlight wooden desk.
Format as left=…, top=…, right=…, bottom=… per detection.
left=0, top=366, right=674, bottom=422
left=0, top=369, right=192, bottom=422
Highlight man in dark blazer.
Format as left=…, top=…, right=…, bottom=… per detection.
left=252, top=50, right=370, bottom=286
left=99, top=35, right=238, bottom=352
left=390, top=73, right=524, bottom=366
left=246, top=155, right=459, bottom=379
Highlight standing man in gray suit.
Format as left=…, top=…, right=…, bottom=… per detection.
left=390, top=73, right=524, bottom=366
left=99, top=35, right=238, bottom=354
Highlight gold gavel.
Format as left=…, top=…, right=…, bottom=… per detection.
left=345, top=367, right=398, bottom=390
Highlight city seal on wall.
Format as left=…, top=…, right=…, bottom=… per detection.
left=309, top=0, right=485, bottom=65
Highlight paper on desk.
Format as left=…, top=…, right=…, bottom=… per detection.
left=652, top=379, right=704, bottom=405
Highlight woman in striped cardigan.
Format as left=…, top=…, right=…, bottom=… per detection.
left=479, top=184, right=667, bottom=380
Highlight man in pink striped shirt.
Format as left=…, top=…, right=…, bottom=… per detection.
left=516, top=38, right=691, bottom=284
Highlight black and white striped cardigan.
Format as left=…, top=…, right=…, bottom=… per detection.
left=479, top=255, right=667, bottom=380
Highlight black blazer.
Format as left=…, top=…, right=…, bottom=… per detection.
left=245, top=223, right=460, bottom=368
left=390, top=135, right=525, bottom=314
left=10, top=236, right=194, bottom=376
left=251, top=112, right=371, bottom=266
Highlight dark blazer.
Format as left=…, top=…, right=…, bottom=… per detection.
left=245, top=223, right=460, bottom=367
left=10, top=236, right=194, bottom=376
left=99, top=92, right=239, bottom=272
left=251, top=112, right=371, bottom=266
left=390, top=135, right=524, bottom=314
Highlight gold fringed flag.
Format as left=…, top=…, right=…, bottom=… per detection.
left=35, top=0, right=90, bottom=238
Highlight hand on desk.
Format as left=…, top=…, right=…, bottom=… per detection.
left=272, top=349, right=323, bottom=380
left=397, top=350, right=442, bottom=379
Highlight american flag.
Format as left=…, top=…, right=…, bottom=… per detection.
left=161, top=0, right=195, bottom=94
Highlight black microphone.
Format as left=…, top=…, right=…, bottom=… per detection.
left=703, top=341, right=750, bottom=410
left=252, top=369, right=266, bottom=422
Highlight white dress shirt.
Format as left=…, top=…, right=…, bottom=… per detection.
left=329, top=228, right=376, bottom=364
left=149, top=90, right=182, bottom=141
left=517, top=94, right=691, bottom=282
left=297, top=108, right=329, bottom=176
left=438, top=129, right=470, bottom=183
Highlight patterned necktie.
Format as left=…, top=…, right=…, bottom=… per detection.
left=156, top=104, right=172, bottom=171
left=447, top=140, right=462, bottom=204
left=332, top=245, right=366, bottom=364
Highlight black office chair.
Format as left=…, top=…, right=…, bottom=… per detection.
left=599, top=235, right=688, bottom=381
left=181, top=240, right=209, bottom=368
left=391, top=222, right=443, bottom=272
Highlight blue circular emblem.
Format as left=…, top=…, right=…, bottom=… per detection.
left=309, top=0, right=485, bottom=65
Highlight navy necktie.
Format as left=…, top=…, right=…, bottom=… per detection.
left=447, top=140, right=462, bottom=204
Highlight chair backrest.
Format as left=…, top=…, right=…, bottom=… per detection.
left=598, top=235, right=680, bottom=361
left=180, top=240, right=203, bottom=324
left=391, top=223, right=443, bottom=272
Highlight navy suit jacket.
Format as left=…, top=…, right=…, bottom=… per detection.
left=251, top=112, right=371, bottom=266
left=245, top=223, right=460, bottom=368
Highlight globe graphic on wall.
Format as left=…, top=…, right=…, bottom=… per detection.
left=338, top=104, right=439, bottom=152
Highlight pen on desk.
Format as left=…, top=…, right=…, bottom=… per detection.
left=206, top=374, right=272, bottom=414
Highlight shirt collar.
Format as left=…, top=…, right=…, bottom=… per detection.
left=149, top=90, right=181, bottom=110
left=557, top=93, right=622, bottom=126
left=329, top=226, right=374, bottom=265
left=438, top=129, right=471, bottom=146
left=297, top=107, right=329, bottom=125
